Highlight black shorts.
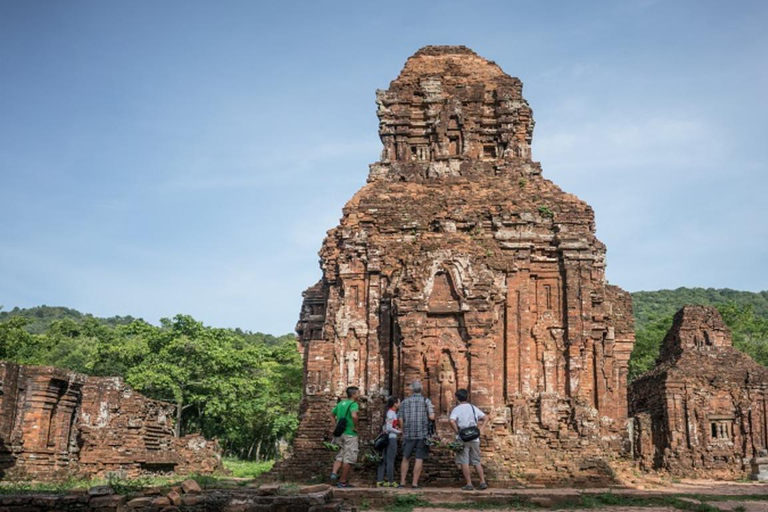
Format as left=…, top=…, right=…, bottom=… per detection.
left=402, top=438, right=429, bottom=460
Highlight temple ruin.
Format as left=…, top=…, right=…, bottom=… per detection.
left=0, top=361, right=222, bottom=480
left=286, top=46, right=635, bottom=483
left=630, top=305, right=768, bottom=478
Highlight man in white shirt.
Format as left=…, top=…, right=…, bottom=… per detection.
left=449, top=388, right=488, bottom=490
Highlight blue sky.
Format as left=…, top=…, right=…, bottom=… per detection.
left=1, top=0, right=766, bottom=334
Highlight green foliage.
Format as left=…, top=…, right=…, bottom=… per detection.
left=106, top=475, right=156, bottom=495
left=628, top=315, right=672, bottom=381
left=222, top=457, right=274, bottom=478
left=0, top=305, right=138, bottom=334
left=0, top=477, right=97, bottom=495
left=630, top=288, right=768, bottom=380
left=387, top=494, right=430, bottom=512
left=0, top=307, right=300, bottom=461
left=537, top=205, right=554, bottom=218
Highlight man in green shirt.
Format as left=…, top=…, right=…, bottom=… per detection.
left=330, top=386, right=360, bottom=487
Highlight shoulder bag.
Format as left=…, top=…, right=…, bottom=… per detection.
left=458, top=403, right=481, bottom=442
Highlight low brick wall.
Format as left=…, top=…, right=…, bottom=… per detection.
left=0, top=482, right=340, bottom=512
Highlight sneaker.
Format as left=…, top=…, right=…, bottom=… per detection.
left=376, top=481, right=386, bottom=488
left=337, top=482, right=354, bottom=488
left=396, top=483, right=406, bottom=489
left=478, top=482, right=488, bottom=490
left=461, top=484, right=475, bottom=491
left=330, top=473, right=338, bottom=482
left=387, top=482, right=398, bottom=487
left=411, top=484, right=422, bottom=489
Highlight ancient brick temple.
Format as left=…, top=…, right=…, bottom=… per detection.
left=630, top=306, right=768, bottom=477
left=0, top=361, right=221, bottom=479
left=286, top=46, right=635, bottom=483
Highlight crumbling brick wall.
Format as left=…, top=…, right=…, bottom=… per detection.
left=283, top=46, right=635, bottom=484
left=630, top=305, right=768, bottom=478
left=0, top=361, right=222, bottom=480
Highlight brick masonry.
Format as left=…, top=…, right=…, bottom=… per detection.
left=0, top=361, right=222, bottom=480
left=630, top=305, right=768, bottom=478
left=282, top=46, right=636, bottom=484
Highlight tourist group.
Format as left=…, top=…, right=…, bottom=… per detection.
left=329, top=381, right=488, bottom=490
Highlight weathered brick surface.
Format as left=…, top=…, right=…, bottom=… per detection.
left=0, top=362, right=222, bottom=480
left=282, top=46, right=635, bottom=484
left=630, top=305, right=768, bottom=478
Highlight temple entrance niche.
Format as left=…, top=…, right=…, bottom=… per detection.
left=337, top=330, right=363, bottom=393
left=504, top=271, right=566, bottom=398
left=420, top=266, right=471, bottom=418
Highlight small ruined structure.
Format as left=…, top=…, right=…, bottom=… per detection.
left=0, top=361, right=221, bottom=479
left=630, top=305, right=768, bottom=478
left=287, top=46, right=635, bottom=483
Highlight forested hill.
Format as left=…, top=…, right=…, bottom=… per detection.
left=0, top=305, right=139, bottom=334
left=632, top=288, right=768, bottom=329
left=0, top=305, right=293, bottom=346
left=630, top=288, right=768, bottom=381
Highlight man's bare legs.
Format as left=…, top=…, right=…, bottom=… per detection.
left=474, top=463, right=486, bottom=485
left=331, top=460, right=342, bottom=478
left=459, top=464, right=472, bottom=486
left=412, top=458, right=424, bottom=486
left=400, top=457, right=410, bottom=486
left=340, top=462, right=352, bottom=484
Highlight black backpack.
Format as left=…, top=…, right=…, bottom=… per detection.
left=422, top=396, right=436, bottom=437
left=373, top=432, right=389, bottom=452
left=333, top=401, right=354, bottom=437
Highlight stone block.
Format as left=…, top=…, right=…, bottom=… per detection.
left=181, top=478, right=202, bottom=494
left=166, top=490, right=182, bottom=506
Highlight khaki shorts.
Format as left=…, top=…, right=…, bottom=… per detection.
left=455, top=439, right=481, bottom=466
left=334, top=434, right=359, bottom=464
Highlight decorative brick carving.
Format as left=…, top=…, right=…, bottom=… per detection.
left=283, top=46, right=635, bottom=483
left=0, top=361, right=221, bottom=479
left=630, top=305, right=768, bottom=478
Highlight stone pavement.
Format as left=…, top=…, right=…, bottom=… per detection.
left=335, top=480, right=768, bottom=511
left=413, top=509, right=678, bottom=512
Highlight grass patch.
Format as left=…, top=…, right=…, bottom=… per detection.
left=682, top=494, right=768, bottom=503
left=565, top=493, right=768, bottom=512
left=432, top=498, right=533, bottom=510
left=222, top=457, right=274, bottom=478
left=0, top=469, right=246, bottom=496
left=391, top=492, right=768, bottom=512
left=385, top=493, right=430, bottom=512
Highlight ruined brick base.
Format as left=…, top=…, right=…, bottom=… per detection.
left=0, top=361, right=222, bottom=480
left=279, top=398, right=625, bottom=486
left=630, top=306, right=768, bottom=479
